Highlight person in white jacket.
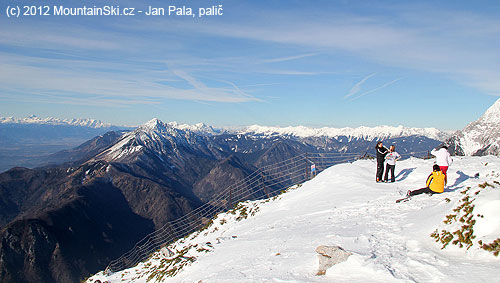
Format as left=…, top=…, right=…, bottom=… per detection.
left=431, top=145, right=453, bottom=182
left=384, top=145, right=401, bottom=182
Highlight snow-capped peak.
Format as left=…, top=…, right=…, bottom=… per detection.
left=479, top=98, right=500, bottom=124
left=167, top=121, right=223, bottom=136
left=95, top=119, right=194, bottom=161
left=446, top=98, right=500, bottom=156
left=136, top=118, right=190, bottom=139
left=140, top=118, right=165, bottom=131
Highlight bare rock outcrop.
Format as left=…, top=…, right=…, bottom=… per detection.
left=315, top=245, right=352, bottom=275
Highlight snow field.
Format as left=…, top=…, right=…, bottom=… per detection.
left=89, top=156, right=500, bottom=283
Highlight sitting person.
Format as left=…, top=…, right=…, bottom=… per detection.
left=407, top=165, right=446, bottom=196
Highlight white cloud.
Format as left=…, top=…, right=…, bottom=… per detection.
left=0, top=55, right=261, bottom=105
left=349, top=78, right=402, bottom=101
left=261, top=53, right=319, bottom=63
left=177, top=7, right=500, bottom=97
left=344, top=73, right=377, bottom=98
left=258, top=70, right=320, bottom=76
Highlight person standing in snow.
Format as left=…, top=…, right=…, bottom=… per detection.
left=407, top=165, right=446, bottom=196
left=384, top=145, right=401, bottom=182
left=375, top=141, right=389, bottom=182
left=431, top=145, right=453, bottom=183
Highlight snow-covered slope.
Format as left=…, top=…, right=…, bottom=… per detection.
left=0, top=115, right=112, bottom=128
left=447, top=98, right=500, bottom=156
left=238, top=125, right=449, bottom=141
left=89, top=156, right=500, bottom=282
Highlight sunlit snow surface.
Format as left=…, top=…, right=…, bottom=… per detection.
left=90, top=156, right=500, bottom=283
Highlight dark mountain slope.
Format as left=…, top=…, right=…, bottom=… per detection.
left=193, top=155, right=258, bottom=204
left=0, top=160, right=203, bottom=282
left=0, top=179, right=153, bottom=283
left=43, top=131, right=126, bottom=166
left=0, top=167, right=71, bottom=227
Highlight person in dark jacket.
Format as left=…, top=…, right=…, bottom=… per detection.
left=375, top=141, right=389, bottom=182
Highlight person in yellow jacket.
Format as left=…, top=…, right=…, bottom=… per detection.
left=407, top=165, right=446, bottom=196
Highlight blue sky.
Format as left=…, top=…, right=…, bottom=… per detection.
left=1, top=0, right=499, bottom=130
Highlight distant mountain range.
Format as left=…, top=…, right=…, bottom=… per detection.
left=0, top=115, right=451, bottom=173
left=0, top=115, right=113, bottom=128
left=1, top=115, right=451, bottom=141
left=164, top=121, right=450, bottom=141
left=235, top=124, right=449, bottom=140
left=446, top=98, right=500, bottom=156
left=0, top=116, right=128, bottom=172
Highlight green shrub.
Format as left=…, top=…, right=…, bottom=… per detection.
left=431, top=181, right=499, bottom=256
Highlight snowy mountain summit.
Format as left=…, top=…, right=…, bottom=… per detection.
left=167, top=121, right=224, bottom=136
left=447, top=98, right=500, bottom=156
left=95, top=118, right=198, bottom=161
left=89, top=156, right=500, bottom=282
left=482, top=99, right=500, bottom=123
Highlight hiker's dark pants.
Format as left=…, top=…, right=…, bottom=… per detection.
left=409, top=187, right=436, bottom=196
left=376, top=161, right=384, bottom=181
left=384, top=164, right=395, bottom=182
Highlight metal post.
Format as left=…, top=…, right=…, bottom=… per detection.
left=260, top=171, right=270, bottom=198
left=305, top=153, right=309, bottom=180
left=228, top=186, right=233, bottom=209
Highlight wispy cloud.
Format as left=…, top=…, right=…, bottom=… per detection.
left=258, top=70, right=320, bottom=76
left=349, top=78, right=402, bottom=101
left=261, top=53, right=319, bottom=63
left=0, top=54, right=262, bottom=106
left=344, top=73, right=377, bottom=98
left=177, top=6, right=500, bottom=97
left=172, top=69, right=261, bottom=102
